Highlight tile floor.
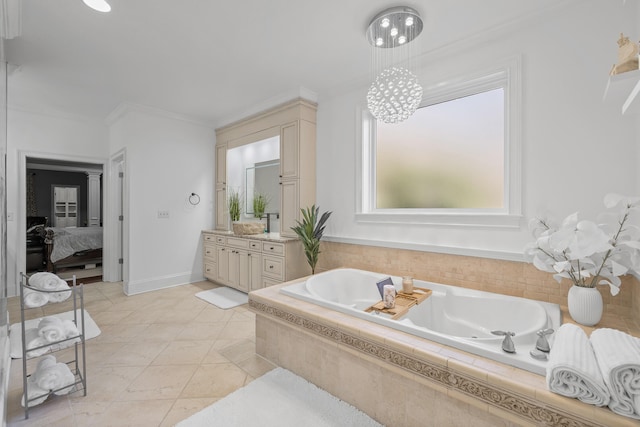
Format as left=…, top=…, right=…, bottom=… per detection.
left=5, top=280, right=275, bottom=426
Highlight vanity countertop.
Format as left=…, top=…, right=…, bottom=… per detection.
left=202, top=229, right=298, bottom=243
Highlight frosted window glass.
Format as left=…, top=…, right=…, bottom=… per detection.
left=375, top=88, right=504, bottom=209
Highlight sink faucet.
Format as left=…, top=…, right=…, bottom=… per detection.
left=491, top=330, right=516, bottom=353
left=535, top=328, right=554, bottom=352
left=262, top=212, right=280, bottom=233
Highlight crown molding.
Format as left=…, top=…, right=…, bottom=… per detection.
left=104, top=102, right=216, bottom=128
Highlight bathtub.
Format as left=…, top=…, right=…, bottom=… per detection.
left=280, top=268, right=561, bottom=375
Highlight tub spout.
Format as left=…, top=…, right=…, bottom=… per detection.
left=491, top=330, right=516, bottom=353
left=535, top=328, right=554, bottom=352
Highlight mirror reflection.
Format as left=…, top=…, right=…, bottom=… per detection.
left=226, top=136, right=280, bottom=229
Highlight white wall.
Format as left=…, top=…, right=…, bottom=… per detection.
left=316, top=1, right=639, bottom=260
left=108, top=106, right=215, bottom=294
left=6, top=108, right=109, bottom=296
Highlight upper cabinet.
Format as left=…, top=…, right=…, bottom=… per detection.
left=215, top=99, right=317, bottom=238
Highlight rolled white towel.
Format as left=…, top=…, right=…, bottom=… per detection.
left=591, top=328, right=640, bottom=419
left=38, top=316, right=66, bottom=343
left=35, top=354, right=57, bottom=373
left=24, top=328, right=51, bottom=358
left=28, top=272, right=62, bottom=291
left=51, top=363, right=76, bottom=396
left=35, top=361, right=75, bottom=393
left=23, top=287, right=49, bottom=308
left=47, top=280, right=72, bottom=303
left=546, top=323, right=610, bottom=406
left=21, top=377, right=49, bottom=407
left=62, top=319, right=80, bottom=338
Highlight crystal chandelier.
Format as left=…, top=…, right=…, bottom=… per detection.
left=366, top=7, right=423, bottom=124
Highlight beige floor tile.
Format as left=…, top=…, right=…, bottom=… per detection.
left=151, top=340, right=213, bottom=365
left=219, top=338, right=256, bottom=364
left=175, top=321, right=225, bottom=341
left=76, top=399, right=175, bottom=427
left=236, top=354, right=276, bottom=378
left=217, top=319, right=255, bottom=341
left=101, top=341, right=168, bottom=367
left=159, top=397, right=219, bottom=427
left=191, top=306, right=235, bottom=323
left=137, top=323, right=186, bottom=343
left=180, top=363, right=249, bottom=398
left=71, top=365, right=145, bottom=402
left=120, top=364, right=198, bottom=401
left=91, top=323, right=149, bottom=343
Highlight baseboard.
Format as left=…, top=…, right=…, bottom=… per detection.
left=124, top=272, right=205, bottom=295
left=0, top=328, right=10, bottom=427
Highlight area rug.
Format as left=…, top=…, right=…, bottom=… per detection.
left=195, top=286, right=248, bottom=309
left=176, top=367, right=383, bottom=427
left=9, top=309, right=101, bottom=358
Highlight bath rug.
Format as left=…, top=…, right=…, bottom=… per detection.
left=195, top=286, right=248, bottom=309
left=176, top=367, right=383, bottom=427
left=9, top=309, right=101, bottom=358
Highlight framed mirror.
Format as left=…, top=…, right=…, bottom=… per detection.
left=246, top=160, right=280, bottom=217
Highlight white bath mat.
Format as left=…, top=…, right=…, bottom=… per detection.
left=176, top=367, right=383, bottom=427
left=195, top=286, right=248, bottom=309
left=9, top=309, right=101, bottom=358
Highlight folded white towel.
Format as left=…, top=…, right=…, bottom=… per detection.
left=546, top=323, right=610, bottom=406
left=591, top=328, right=640, bottom=419
left=51, top=363, right=76, bottom=395
left=23, top=287, right=49, bottom=308
left=35, top=361, right=75, bottom=393
left=62, top=319, right=80, bottom=338
left=28, top=272, right=62, bottom=290
left=24, top=328, right=51, bottom=358
left=21, top=377, right=49, bottom=408
left=47, top=280, right=72, bottom=303
left=38, top=316, right=66, bottom=343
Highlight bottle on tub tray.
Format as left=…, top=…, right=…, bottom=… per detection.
left=402, top=276, right=414, bottom=294
left=383, top=284, right=396, bottom=309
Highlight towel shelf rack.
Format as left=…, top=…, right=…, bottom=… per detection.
left=18, top=272, right=87, bottom=419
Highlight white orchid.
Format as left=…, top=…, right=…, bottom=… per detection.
left=524, top=194, right=640, bottom=296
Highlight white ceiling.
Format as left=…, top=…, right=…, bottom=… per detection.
left=5, top=0, right=563, bottom=126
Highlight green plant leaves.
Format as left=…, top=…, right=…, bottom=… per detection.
left=290, top=205, right=332, bottom=274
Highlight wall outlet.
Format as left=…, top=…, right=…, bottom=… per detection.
left=157, top=210, right=170, bottom=219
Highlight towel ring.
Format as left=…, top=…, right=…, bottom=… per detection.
left=189, top=193, right=200, bottom=205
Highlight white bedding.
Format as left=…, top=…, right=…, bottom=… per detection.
left=48, top=227, right=103, bottom=263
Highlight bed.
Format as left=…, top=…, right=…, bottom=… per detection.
left=43, top=227, right=103, bottom=273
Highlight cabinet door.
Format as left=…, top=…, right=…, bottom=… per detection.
left=215, top=187, right=228, bottom=230
left=216, top=246, right=229, bottom=284
left=249, top=251, right=262, bottom=291
left=280, top=121, right=298, bottom=179
left=228, top=249, right=240, bottom=289
left=216, top=144, right=227, bottom=186
left=279, top=179, right=298, bottom=238
left=236, top=250, right=251, bottom=293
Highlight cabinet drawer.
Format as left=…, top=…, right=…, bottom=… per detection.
left=262, top=242, right=285, bottom=256
left=262, top=255, right=284, bottom=280
left=248, top=240, right=261, bottom=250
left=203, top=243, right=217, bottom=260
left=215, top=236, right=226, bottom=244
left=203, top=233, right=215, bottom=242
left=226, top=237, right=250, bottom=249
left=262, top=277, right=281, bottom=288
left=204, top=261, right=216, bottom=280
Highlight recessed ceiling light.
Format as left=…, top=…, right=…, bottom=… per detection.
left=380, top=18, right=390, bottom=28
left=82, top=0, right=111, bottom=13
left=375, top=37, right=384, bottom=46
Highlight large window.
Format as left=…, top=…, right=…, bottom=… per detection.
left=358, top=60, right=522, bottom=227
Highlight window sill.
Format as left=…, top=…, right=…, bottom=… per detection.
left=354, top=212, right=523, bottom=229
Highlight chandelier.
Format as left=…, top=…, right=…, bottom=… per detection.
left=366, top=6, right=423, bottom=124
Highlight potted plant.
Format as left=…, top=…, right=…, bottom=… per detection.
left=253, top=192, right=269, bottom=219
left=228, top=188, right=242, bottom=223
left=524, top=193, right=640, bottom=326
left=291, top=205, right=332, bottom=275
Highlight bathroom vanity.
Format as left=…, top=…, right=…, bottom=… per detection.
left=202, top=230, right=309, bottom=293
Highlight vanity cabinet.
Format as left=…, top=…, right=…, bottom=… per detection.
left=214, top=98, right=316, bottom=237
left=202, top=230, right=309, bottom=292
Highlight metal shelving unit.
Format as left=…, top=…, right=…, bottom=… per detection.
left=18, top=273, right=87, bottom=419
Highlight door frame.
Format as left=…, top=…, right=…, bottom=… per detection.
left=18, top=150, right=109, bottom=292
left=103, top=149, right=127, bottom=283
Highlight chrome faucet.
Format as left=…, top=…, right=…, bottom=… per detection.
left=535, top=328, right=554, bottom=352
left=491, top=330, right=516, bottom=353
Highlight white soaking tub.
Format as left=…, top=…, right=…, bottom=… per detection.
left=281, top=268, right=561, bottom=375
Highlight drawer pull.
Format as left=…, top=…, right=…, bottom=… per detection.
left=269, top=265, right=274, bottom=269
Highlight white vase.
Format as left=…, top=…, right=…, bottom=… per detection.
left=567, top=285, right=603, bottom=326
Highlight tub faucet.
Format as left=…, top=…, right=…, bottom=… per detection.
left=535, top=328, right=554, bottom=352
left=491, top=330, right=516, bottom=353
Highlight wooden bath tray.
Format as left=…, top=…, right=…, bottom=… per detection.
left=364, top=287, right=432, bottom=319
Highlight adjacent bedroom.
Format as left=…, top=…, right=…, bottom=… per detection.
left=25, top=157, right=103, bottom=282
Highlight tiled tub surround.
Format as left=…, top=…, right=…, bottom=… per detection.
left=281, top=268, right=562, bottom=375
left=250, top=283, right=639, bottom=427
left=317, top=242, right=640, bottom=336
